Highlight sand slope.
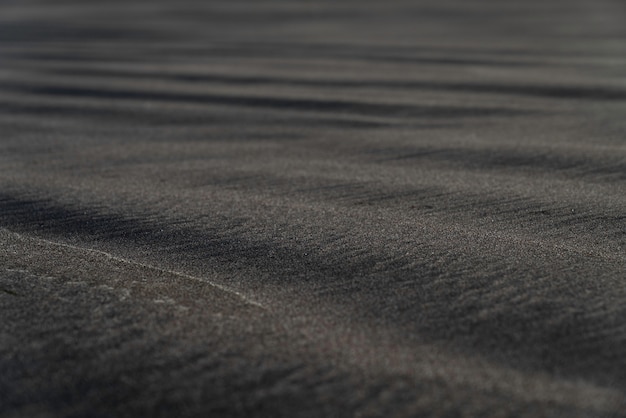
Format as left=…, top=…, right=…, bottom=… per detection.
left=1, top=1, right=625, bottom=416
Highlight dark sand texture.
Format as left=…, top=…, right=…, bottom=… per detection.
left=1, top=0, right=626, bottom=416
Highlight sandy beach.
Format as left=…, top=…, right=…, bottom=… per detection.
left=1, top=1, right=625, bottom=416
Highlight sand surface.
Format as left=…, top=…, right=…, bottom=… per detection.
left=1, top=1, right=626, bottom=416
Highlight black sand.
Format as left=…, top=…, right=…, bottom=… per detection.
left=1, top=1, right=625, bottom=416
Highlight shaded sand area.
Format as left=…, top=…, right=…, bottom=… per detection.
left=1, top=1, right=626, bottom=416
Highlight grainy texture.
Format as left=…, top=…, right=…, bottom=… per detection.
left=1, top=0, right=625, bottom=417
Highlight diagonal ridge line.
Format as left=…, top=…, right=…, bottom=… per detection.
left=3, top=228, right=266, bottom=310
